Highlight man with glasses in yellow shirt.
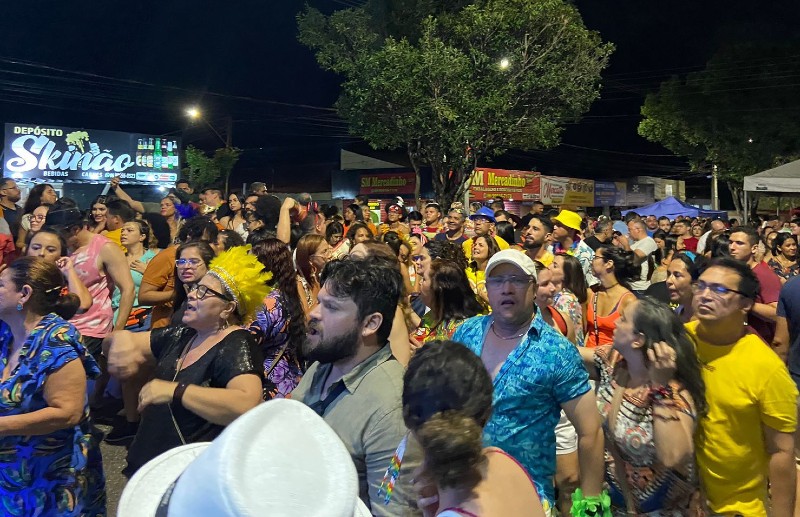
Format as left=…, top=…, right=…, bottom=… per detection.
left=685, top=257, right=797, bottom=516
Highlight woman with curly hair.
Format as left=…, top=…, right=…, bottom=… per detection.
left=249, top=238, right=306, bottom=399
left=404, top=341, right=545, bottom=517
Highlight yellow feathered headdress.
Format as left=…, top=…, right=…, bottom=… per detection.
left=207, top=245, right=272, bottom=322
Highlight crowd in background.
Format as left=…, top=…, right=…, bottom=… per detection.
left=0, top=175, right=797, bottom=517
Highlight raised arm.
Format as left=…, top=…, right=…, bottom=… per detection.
left=110, top=177, right=146, bottom=214
left=56, top=256, right=93, bottom=312
left=277, top=197, right=297, bottom=244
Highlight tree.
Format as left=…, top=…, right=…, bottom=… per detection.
left=182, top=145, right=241, bottom=195
left=298, top=0, right=613, bottom=208
left=639, top=43, right=800, bottom=214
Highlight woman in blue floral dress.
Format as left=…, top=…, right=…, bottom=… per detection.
left=0, top=257, right=105, bottom=516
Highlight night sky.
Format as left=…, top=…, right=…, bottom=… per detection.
left=0, top=0, right=796, bottom=193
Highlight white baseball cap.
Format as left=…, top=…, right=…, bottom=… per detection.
left=484, top=249, right=538, bottom=281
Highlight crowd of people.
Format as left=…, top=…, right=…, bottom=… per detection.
left=0, top=175, right=797, bottom=517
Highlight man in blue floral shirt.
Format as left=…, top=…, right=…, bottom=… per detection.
left=452, top=250, right=605, bottom=515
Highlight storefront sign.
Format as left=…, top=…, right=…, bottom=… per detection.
left=594, top=181, right=618, bottom=207
left=3, top=123, right=180, bottom=184
left=470, top=168, right=540, bottom=201
left=626, top=183, right=655, bottom=206
left=359, top=172, right=416, bottom=195
left=540, top=176, right=594, bottom=206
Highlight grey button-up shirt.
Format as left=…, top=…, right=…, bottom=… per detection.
left=292, top=344, right=419, bottom=517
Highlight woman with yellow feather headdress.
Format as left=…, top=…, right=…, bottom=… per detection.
left=105, top=245, right=273, bottom=476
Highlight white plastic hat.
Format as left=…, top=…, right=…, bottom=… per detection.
left=118, top=398, right=371, bottom=517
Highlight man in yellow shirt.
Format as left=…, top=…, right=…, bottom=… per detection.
left=685, top=257, right=797, bottom=517
left=462, top=206, right=509, bottom=258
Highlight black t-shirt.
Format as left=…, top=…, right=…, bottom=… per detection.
left=2, top=205, right=19, bottom=241
left=584, top=235, right=604, bottom=251
left=433, top=232, right=467, bottom=245
left=125, top=326, right=263, bottom=474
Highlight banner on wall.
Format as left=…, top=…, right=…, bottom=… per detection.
left=3, top=123, right=180, bottom=184
left=359, top=172, right=416, bottom=195
left=469, top=168, right=540, bottom=201
left=626, top=183, right=655, bottom=206
left=594, top=181, right=617, bottom=206
left=540, top=176, right=595, bottom=205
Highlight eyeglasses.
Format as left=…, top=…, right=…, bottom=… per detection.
left=486, top=275, right=535, bottom=288
left=411, top=255, right=425, bottom=262
left=188, top=283, right=232, bottom=301
left=692, top=281, right=748, bottom=299
left=176, top=258, right=203, bottom=268
left=30, top=214, right=45, bottom=221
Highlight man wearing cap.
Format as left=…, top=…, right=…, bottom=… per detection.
left=551, top=209, right=598, bottom=286
left=452, top=250, right=605, bottom=515
left=292, top=257, right=419, bottom=516
left=461, top=206, right=509, bottom=258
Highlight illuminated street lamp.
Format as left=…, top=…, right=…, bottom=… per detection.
left=184, top=106, right=230, bottom=148
left=499, top=58, right=511, bottom=70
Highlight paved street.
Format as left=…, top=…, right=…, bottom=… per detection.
left=97, top=422, right=128, bottom=516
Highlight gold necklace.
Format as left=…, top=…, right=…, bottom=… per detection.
left=490, top=319, right=531, bottom=340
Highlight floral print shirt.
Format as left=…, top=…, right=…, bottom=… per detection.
left=452, top=313, right=591, bottom=511
left=249, top=290, right=303, bottom=399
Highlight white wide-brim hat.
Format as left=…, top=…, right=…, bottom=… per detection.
left=118, top=398, right=372, bottom=517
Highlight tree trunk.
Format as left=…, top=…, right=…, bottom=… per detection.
left=726, top=181, right=743, bottom=217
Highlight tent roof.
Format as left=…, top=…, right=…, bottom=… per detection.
left=743, top=158, right=800, bottom=193
left=621, top=196, right=727, bottom=219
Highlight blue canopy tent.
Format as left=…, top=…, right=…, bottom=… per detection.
left=622, top=196, right=727, bottom=220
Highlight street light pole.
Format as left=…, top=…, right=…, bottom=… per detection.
left=711, top=164, right=719, bottom=210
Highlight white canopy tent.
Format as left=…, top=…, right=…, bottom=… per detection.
left=742, top=158, right=800, bottom=224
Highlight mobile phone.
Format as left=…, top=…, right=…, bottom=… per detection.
left=96, top=182, right=112, bottom=204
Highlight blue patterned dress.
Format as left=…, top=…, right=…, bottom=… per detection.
left=0, top=314, right=106, bottom=516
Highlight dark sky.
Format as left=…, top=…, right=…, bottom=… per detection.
left=0, top=0, right=796, bottom=191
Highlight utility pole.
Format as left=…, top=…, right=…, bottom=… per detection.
left=711, top=164, right=719, bottom=210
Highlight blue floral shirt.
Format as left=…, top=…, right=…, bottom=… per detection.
left=452, top=312, right=591, bottom=508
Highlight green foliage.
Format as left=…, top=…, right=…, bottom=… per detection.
left=298, top=0, right=613, bottom=208
left=182, top=146, right=242, bottom=193
left=639, top=43, right=800, bottom=209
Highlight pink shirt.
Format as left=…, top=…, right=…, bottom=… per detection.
left=70, top=234, right=115, bottom=338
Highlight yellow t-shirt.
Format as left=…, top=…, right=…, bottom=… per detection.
left=686, top=321, right=798, bottom=516
left=102, top=228, right=126, bottom=253
left=462, top=235, right=509, bottom=257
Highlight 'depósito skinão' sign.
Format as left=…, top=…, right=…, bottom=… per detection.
left=3, top=123, right=181, bottom=184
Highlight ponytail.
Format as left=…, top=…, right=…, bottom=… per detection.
left=415, top=411, right=486, bottom=491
